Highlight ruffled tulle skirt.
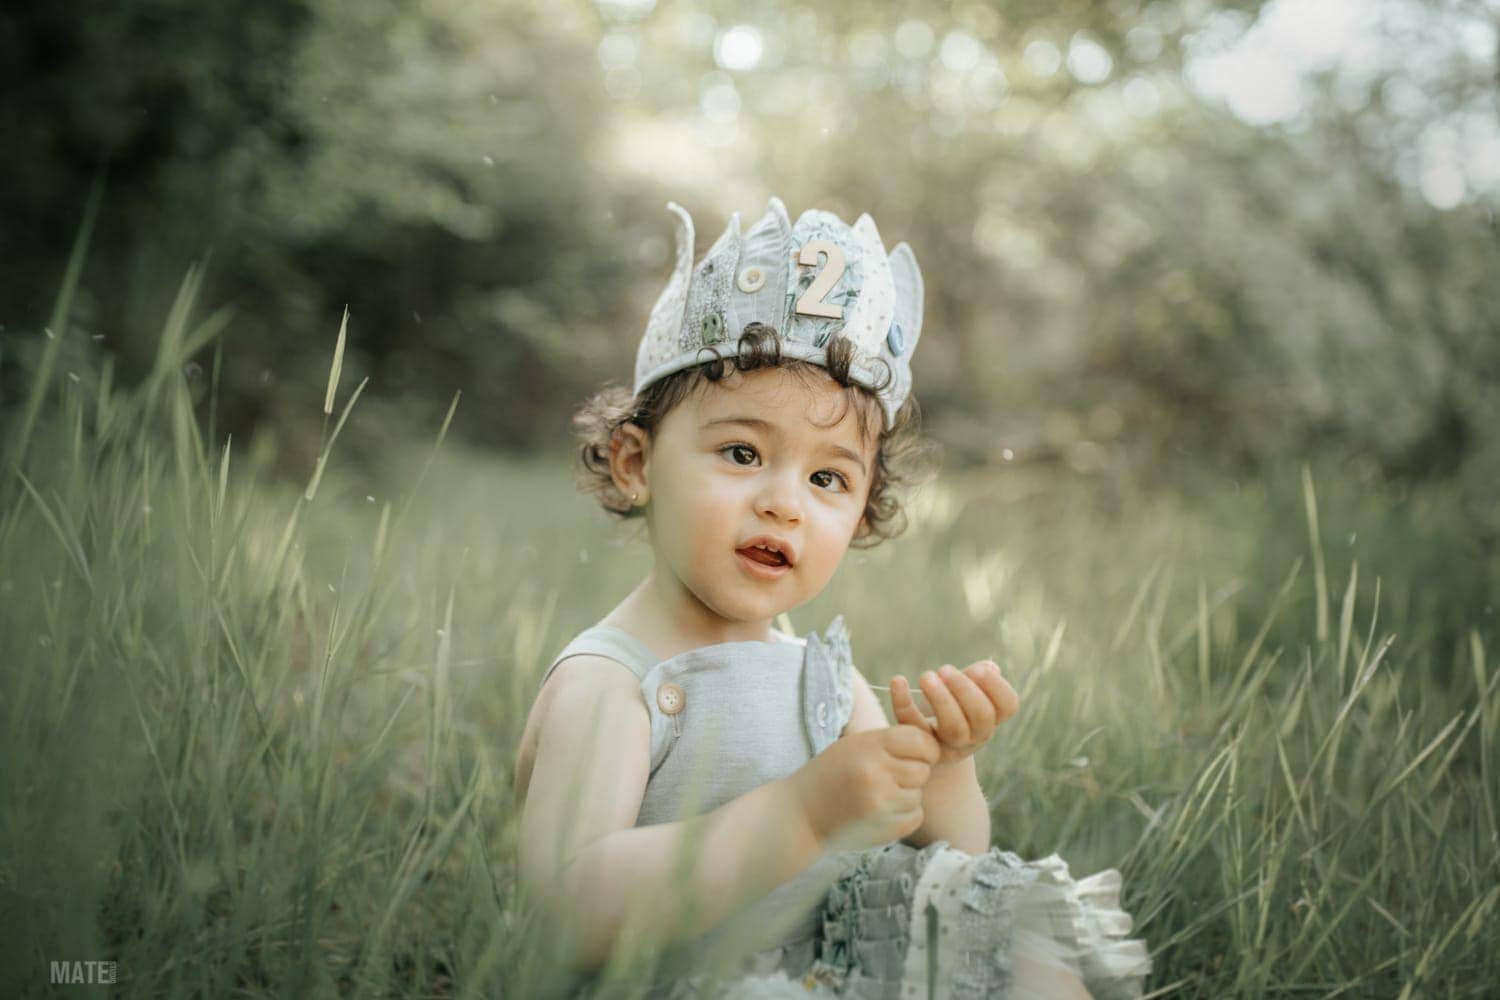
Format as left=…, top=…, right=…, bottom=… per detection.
left=656, top=841, right=1151, bottom=999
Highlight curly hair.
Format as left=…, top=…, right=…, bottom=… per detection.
left=573, top=322, right=939, bottom=547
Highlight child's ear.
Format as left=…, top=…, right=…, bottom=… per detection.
left=609, top=422, right=652, bottom=507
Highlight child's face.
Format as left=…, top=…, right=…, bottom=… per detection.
left=633, top=367, right=876, bottom=627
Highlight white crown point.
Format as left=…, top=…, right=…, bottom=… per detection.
left=852, top=213, right=885, bottom=254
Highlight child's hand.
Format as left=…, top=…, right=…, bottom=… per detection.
left=890, top=661, right=1019, bottom=766
left=785, top=725, right=942, bottom=851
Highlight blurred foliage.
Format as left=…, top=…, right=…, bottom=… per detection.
left=2, top=0, right=1498, bottom=555
left=0, top=0, right=636, bottom=463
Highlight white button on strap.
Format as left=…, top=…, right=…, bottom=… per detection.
left=657, top=682, right=686, bottom=715
left=736, top=265, right=766, bottom=293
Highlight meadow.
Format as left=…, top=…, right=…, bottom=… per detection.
left=2, top=266, right=1496, bottom=998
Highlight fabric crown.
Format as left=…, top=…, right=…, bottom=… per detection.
left=633, top=196, right=924, bottom=431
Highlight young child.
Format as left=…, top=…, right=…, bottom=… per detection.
left=513, top=197, right=1150, bottom=998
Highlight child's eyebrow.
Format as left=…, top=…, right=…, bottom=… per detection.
left=702, top=416, right=869, bottom=475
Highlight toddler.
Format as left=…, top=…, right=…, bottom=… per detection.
left=514, top=197, right=1150, bottom=998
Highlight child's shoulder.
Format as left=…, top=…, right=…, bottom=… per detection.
left=514, top=648, right=648, bottom=804
left=545, top=621, right=661, bottom=683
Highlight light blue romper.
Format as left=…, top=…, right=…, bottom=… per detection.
left=537, top=615, right=1152, bottom=999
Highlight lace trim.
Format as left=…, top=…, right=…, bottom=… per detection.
left=808, top=614, right=856, bottom=733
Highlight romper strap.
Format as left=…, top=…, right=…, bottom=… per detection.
left=537, top=625, right=662, bottom=691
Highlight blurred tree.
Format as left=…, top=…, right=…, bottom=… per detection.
left=589, top=0, right=1500, bottom=548
left=0, top=0, right=639, bottom=466
left=211, top=0, right=640, bottom=461
left=3, top=0, right=1498, bottom=561
left=0, top=0, right=313, bottom=408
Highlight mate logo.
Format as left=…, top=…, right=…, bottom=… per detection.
left=49, top=960, right=117, bottom=985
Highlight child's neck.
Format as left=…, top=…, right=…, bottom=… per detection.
left=602, top=568, right=778, bottom=661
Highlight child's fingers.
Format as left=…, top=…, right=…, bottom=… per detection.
left=968, top=662, right=1020, bottom=722
left=942, top=665, right=996, bottom=736
left=890, top=675, right=934, bottom=733
left=891, top=757, right=933, bottom=789
left=919, top=669, right=971, bottom=747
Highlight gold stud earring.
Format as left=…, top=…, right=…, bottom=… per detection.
left=630, top=492, right=639, bottom=506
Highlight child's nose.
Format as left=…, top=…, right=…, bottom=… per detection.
left=755, top=470, right=804, bottom=524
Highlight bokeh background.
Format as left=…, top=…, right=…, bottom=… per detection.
left=4, top=0, right=1499, bottom=520
left=3, top=0, right=1499, bottom=995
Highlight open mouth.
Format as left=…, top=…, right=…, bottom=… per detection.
left=736, top=545, right=789, bottom=568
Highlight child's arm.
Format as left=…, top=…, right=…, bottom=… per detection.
left=517, top=656, right=824, bottom=971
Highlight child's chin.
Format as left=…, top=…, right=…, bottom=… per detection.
left=702, top=589, right=787, bottom=624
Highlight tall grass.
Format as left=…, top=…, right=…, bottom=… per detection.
left=1, top=257, right=1495, bottom=997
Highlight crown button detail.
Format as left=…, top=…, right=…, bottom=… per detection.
left=701, top=312, right=725, bottom=344
left=657, top=682, right=685, bottom=715
left=736, top=266, right=766, bottom=293
left=886, top=321, right=905, bottom=355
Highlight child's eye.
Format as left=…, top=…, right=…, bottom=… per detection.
left=811, top=470, right=851, bottom=493
left=721, top=444, right=759, bottom=466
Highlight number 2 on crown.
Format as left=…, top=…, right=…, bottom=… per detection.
left=794, top=239, right=845, bottom=319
